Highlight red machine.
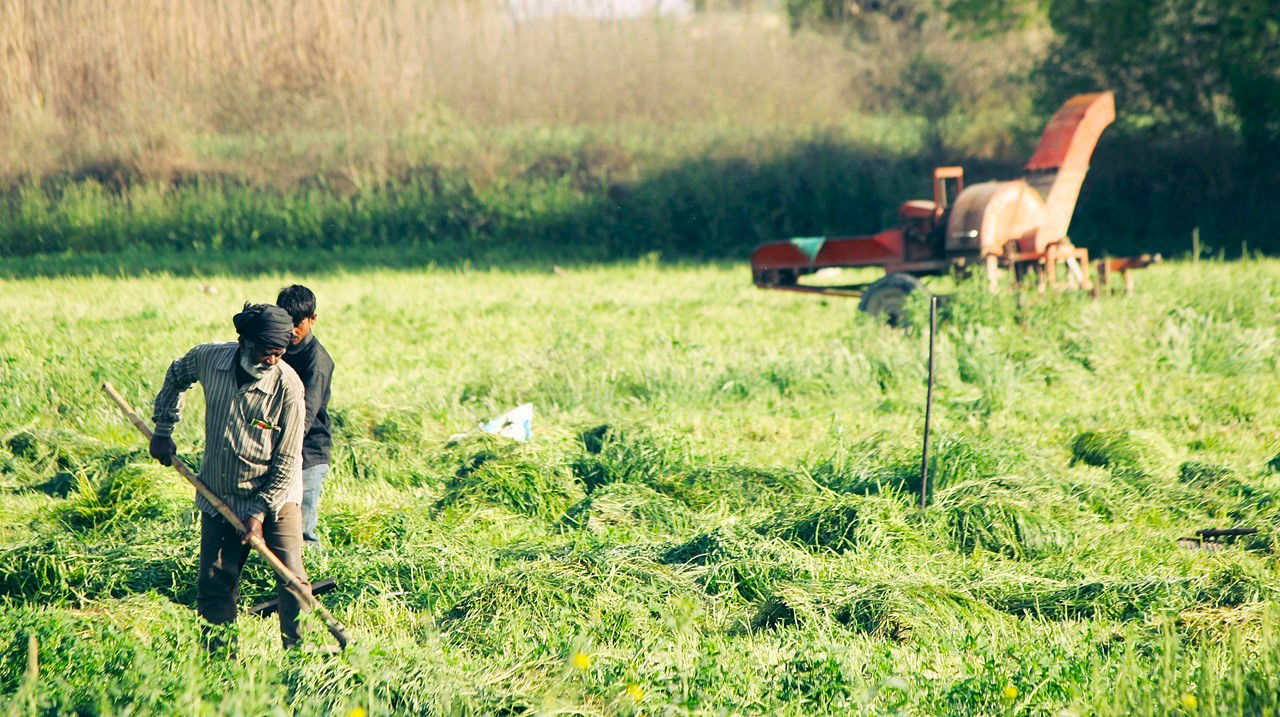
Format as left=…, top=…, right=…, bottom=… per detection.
left=750, top=92, right=1158, bottom=322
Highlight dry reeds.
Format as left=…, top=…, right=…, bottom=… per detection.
left=0, top=0, right=863, bottom=178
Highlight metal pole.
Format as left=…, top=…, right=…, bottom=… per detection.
left=919, top=295, right=938, bottom=508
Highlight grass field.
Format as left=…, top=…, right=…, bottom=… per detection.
left=4, top=258, right=1280, bottom=714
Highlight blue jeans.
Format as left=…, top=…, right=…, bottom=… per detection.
left=300, top=463, right=329, bottom=545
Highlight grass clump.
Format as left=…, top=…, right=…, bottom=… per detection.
left=808, top=433, right=1027, bottom=497
left=1071, top=430, right=1144, bottom=472
left=933, top=477, right=1083, bottom=559
left=572, top=425, right=810, bottom=510
left=438, top=546, right=695, bottom=652
left=832, top=579, right=999, bottom=642
left=436, top=441, right=583, bottom=520
left=53, top=463, right=172, bottom=534
left=571, top=425, right=690, bottom=494
left=986, top=565, right=1275, bottom=623
left=561, top=481, right=692, bottom=537
left=1070, top=429, right=1176, bottom=479
left=1174, top=460, right=1279, bottom=521
left=1179, top=460, right=1236, bottom=487
left=754, top=497, right=863, bottom=553
left=324, top=506, right=424, bottom=550
left=2, top=430, right=116, bottom=493
left=660, top=527, right=817, bottom=602
left=753, top=494, right=919, bottom=554
left=0, top=530, right=194, bottom=605
left=986, top=577, right=1184, bottom=621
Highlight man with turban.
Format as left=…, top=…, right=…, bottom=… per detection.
left=150, top=303, right=313, bottom=652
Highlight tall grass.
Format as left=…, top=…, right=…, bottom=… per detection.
left=0, top=0, right=913, bottom=180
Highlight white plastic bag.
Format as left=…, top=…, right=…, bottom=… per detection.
left=479, top=403, right=533, bottom=441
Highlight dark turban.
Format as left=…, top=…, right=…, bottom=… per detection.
left=233, top=303, right=294, bottom=349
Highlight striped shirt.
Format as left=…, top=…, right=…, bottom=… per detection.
left=152, top=342, right=305, bottom=521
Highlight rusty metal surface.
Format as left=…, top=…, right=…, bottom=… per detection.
left=946, top=180, right=1046, bottom=257
left=756, top=283, right=867, bottom=296
left=932, top=166, right=964, bottom=210
left=1025, top=93, right=1114, bottom=171
left=1098, top=254, right=1162, bottom=272
left=750, top=229, right=906, bottom=277
left=1027, top=92, right=1115, bottom=250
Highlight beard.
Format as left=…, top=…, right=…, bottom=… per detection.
left=239, top=350, right=272, bottom=379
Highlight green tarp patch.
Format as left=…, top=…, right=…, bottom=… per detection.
left=789, top=236, right=826, bottom=265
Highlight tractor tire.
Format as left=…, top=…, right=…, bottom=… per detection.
left=858, top=273, right=924, bottom=326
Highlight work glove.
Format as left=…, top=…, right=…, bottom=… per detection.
left=149, top=435, right=177, bottom=465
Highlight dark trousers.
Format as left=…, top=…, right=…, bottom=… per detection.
left=196, top=502, right=312, bottom=649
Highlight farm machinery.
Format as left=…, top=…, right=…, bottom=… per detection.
left=750, top=92, right=1159, bottom=322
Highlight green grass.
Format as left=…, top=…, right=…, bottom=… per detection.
left=4, top=258, right=1280, bottom=714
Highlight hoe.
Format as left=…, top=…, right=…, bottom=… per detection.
left=750, top=92, right=1159, bottom=323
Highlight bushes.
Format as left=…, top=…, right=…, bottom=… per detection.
left=0, top=136, right=935, bottom=261
left=12, top=126, right=1277, bottom=267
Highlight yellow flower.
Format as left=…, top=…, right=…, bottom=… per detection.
left=347, top=708, right=367, bottom=717
left=571, top=652, right=591, bottom=670
left=1002, top=685, right=1019, bottom=700
left=1181, top=693, right=1197, bottom=710
left=626, top=683, right=645, bottom=702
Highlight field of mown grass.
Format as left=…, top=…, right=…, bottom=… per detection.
left=4, top=258, right=1280, bottom=714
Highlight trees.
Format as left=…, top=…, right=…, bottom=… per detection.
left=949, top=0, right=1280, bottom=152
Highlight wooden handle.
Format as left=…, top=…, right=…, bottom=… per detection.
left=101, top=382, right=350, bottom=649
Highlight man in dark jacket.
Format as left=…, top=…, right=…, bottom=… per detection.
left=276, top=285, right=334, bottom=547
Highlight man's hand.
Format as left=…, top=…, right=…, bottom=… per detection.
left=241, top=515, right=264, bottom=545
left=149, top=435, right=177, bottom=465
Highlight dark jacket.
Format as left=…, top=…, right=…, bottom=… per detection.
left=282, top=333, right=333, bottom=469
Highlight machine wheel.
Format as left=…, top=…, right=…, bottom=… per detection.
left=858, top=273, right=924, bottom=326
